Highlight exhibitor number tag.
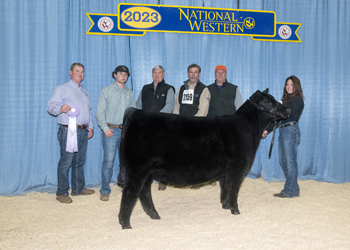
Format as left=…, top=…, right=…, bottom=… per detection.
left=182, top=89, right=194, bottom=104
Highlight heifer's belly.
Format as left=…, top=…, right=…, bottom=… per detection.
left=152, top=165, right=221, bottom=186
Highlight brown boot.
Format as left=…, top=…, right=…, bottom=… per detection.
left=71, top=188, right=95, bottom=196
left=100, top=194, right=110, bottom=201
left=56, top=195, right=72, bottom=204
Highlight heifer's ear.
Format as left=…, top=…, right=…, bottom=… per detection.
left=249, top=90, right=260, bottom=107
left=263, top=88, right=269, bottom=94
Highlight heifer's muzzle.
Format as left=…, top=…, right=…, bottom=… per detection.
left=275, top=103, right=291, bottom=119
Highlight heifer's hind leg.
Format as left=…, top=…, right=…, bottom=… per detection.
left=219, top=176, right=230, bottom=210
left=139, top=175, right=160, bottom=220
left=118, top=186, right=139, bottom=229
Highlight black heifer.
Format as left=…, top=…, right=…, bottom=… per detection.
left=118, top=89, right=290, bottom=229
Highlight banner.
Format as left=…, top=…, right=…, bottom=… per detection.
left=87, top=3, right=301, bottom=43
left=252, top=23, right=301, bottom=42
left=86, top=13, right=144, bottom=36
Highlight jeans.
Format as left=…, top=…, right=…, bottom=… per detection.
left=278, top=124, right=301, bottom=197
left=57, top=125, right=88, bottom=196
left=100, top=127, right=122, bottom=194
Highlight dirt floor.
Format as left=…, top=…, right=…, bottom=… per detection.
left=0, top=178, right=349, bottom=250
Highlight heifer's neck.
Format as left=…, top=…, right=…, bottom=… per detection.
left=236, top=101, right=271, bottom=139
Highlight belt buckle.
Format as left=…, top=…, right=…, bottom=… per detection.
left=280, top=122, right=295, bottom=129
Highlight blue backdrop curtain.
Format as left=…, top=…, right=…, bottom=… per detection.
left=0, top=0, right=349, bottom=195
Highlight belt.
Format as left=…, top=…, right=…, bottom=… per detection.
left=279, top=122, right=297, bottom=129
left=62, top=124, right=87, bottom=129
left=107, top=123, right=123, bottom=129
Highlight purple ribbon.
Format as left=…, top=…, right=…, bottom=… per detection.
left=67, top=104, right=80, bottom=117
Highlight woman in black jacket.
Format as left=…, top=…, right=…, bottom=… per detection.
left=262, top=75, right=304, bottom=198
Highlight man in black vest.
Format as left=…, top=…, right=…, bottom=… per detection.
left=173, top=64, right=210, bottom=116
left=136, top=65, right=175, bottom=191
left=207, top=65, right=243, bottom=117
left=136, top=65, right=175, bottom=113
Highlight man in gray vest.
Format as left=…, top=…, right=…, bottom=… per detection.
left=206, top=65, right=243, bottom=187
left=207, top=65, right=243, bottom=117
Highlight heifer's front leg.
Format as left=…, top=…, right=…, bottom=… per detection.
left=228, top=176, right=245, bottom=215
left=118, top=186, right=139, bottom=229
left=230, top=191, right=240, bottom=214
left=221, top=182, right=240, bottom=214
left=139, top=175, right=160, bottom=220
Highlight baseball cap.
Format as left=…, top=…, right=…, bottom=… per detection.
left=215, top=65, right=227, bottom=73
left=113, top=65, right=130, bottom=77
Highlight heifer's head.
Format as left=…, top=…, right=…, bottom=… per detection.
left=249, top=89, right=290, bottom=122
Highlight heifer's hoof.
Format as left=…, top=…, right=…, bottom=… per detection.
left=151, top=214, right=161, bottom=220
left=119, top=221, right=132, bottom=229
left=121, top=225, right=132, bottom=230
left=222, top=203, right=230, bottom=210
left=119, top=215, right=132, bottom=229
left=148, top=211, right=161, bottom=220
left=231, top=208, right=240, bottom=215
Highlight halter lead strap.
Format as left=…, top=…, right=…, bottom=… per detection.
left=268, top=121, right=277, bottom=159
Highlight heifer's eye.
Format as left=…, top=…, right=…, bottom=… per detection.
left=263, top=99, right=271, bottom=105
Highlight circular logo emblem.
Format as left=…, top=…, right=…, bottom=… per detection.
left=243, top=17, right=255, bottom=29
left=278, top=25, right=292, bottom=39
left=98, top=17, right=114, bottom=32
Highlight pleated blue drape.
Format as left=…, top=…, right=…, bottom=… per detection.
left=0, top=0, right=349, bottom=195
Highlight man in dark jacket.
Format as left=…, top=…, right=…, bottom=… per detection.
left=136, top=65, right=175, bottom=113
left=207, top=65, right=243, bottom=117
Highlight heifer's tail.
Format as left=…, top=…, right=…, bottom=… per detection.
left=123, top=107, right=137, bottom=124
left=117, top=107, right=136, bottom=187
left=117, top=165, right=127, bottom=188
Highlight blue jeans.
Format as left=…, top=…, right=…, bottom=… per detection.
left=278, top=124, right=301, bottom=197
left=100, top=127, right=122, bottom=194
left=57, top=125, right=88, bottom=196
